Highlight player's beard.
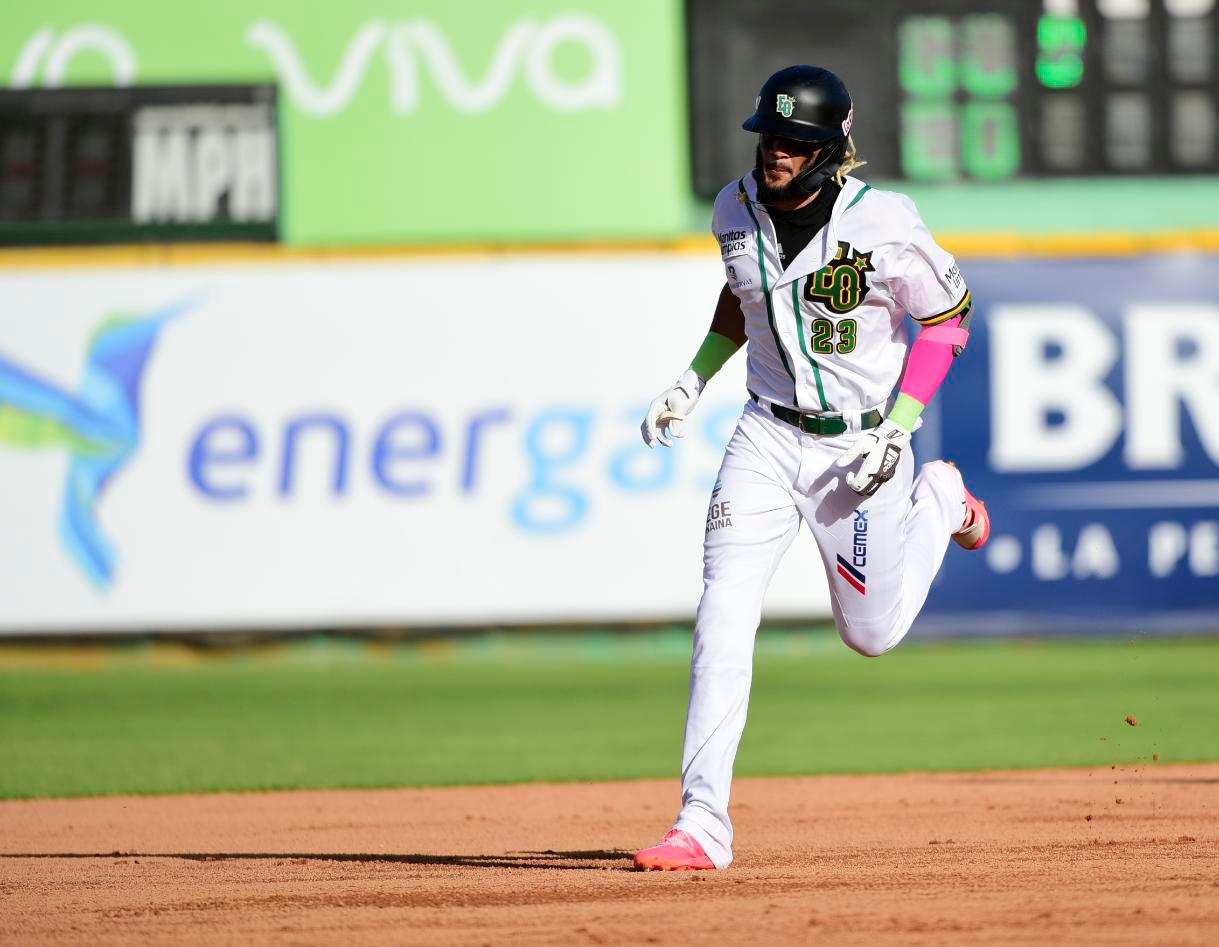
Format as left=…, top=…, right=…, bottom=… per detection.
left=753, top=145, right=807, bottom=205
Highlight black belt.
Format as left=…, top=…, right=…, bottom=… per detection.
left=750, top=391, right=881, bottom=436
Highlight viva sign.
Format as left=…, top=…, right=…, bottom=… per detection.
left=12, top=18, right=622, bottom=116
left=1, top=1, right=688, bottom=244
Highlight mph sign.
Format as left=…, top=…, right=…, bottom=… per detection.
left=917, top=254, right=1219, bottom=633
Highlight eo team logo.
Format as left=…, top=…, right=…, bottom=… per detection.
left=805, top=240, right=874, bottom=314
left=775, top=94, right=796, bottom=118
left=0, top=300, right=192, bottom=587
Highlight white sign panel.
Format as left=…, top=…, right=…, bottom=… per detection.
left=0, top=256, right=833, bottom=632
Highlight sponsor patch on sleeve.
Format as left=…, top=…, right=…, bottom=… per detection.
left=718, top=227, right=753, bottom=260
left=724, top=262, right=754, bottom=290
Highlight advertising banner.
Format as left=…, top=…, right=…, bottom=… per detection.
left=0, top=1, right=689, bottom=245
left=3, top=252, right=1216, bottom=634
left=917, top=255, right=1219, bottom=633
left=0, top=254, right=836, bottom=633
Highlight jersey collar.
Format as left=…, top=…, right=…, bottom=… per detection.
left=771, top=175, right=867, bottom=290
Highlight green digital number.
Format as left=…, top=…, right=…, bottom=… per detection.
left=899, top=13, right=1023, bottom=183
left=962, top=102, right=1020, bottom=179
left=961, top=14, right=1017, bottom=98
left=899, top=17, right=956, bottom=97
left=901, top=101, right=959, bottom=180
left=1036, top=15, right=1087, bottom=89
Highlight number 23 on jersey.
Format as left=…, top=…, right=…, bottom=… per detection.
left=803, top=240, right=871, bottom=353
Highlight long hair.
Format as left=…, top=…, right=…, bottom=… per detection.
left=834, top=135, right=867, bottom=186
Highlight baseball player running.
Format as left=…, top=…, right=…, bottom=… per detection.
left=634, top=66, right=989, bottom=871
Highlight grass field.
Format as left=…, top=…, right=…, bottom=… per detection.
left=1, top=630, right=1216, bottom=799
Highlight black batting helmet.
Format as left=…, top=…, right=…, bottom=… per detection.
left=743, top=65, right=854, bottom=193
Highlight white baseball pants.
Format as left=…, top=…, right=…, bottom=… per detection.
left=673, top=400, right=966, bottom=868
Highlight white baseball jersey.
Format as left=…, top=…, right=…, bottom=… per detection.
left=713, top=173, right=971, bottom=414
left=665, top=172, right=978, bottom=870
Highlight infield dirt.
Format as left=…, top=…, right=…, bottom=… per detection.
left=2, top=765, right=1216, bottom=946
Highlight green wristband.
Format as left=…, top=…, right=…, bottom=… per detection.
left=690, top=331, right=742, bottom=381
left=887, top=393, right=925, bottom=432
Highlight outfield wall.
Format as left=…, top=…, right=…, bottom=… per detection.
left=6, top=3, right=1219, bottom=246
left=0, top=252, right=831, bottom=631
left=1, top=248, right=1217, bottom=634
left=916, top=254, right=1219, bottom=633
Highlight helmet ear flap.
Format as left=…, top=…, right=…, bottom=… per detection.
left=793, top=137, right=846, bottom=195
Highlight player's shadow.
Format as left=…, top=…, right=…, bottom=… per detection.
left=947, top=775, right=1219, bottom=785
left=0, top=849, right=637, bottom=872
left=809, top=465, right=861, bottom=527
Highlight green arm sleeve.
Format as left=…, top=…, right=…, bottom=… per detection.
left=690, top=331, right=743, bottom=381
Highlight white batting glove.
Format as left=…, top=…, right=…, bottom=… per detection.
left=641, top=369, right=705, bottom=449
left=835, top=419, right=911, bottom=496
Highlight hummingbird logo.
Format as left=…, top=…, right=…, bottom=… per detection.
left=0, top=299, right=194, bottom=587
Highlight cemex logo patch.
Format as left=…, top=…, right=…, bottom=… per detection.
left=837, top=509, right=868, bottom=593
left=0, top=299, right=193, bottom=587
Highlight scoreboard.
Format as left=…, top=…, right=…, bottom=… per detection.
left=687, top=0, right=1219, bottom=196
left=0, top=85, right=278, bottom=245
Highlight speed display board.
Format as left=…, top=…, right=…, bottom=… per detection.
left=687, top=0, right=1219, bottom=196
left=0, top=85, right=278, bottom=245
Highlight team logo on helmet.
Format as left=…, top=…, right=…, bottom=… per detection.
left=775, top=94, right=796, bottom=118
left=841, top=106, right=854, bottom=136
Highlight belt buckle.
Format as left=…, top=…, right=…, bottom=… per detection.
left=799, top=412, right=846, bottom=436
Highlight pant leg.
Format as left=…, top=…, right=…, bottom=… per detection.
left=674, top=409, right=799, bottom=868
left=801, top=448, right=965, bottom=658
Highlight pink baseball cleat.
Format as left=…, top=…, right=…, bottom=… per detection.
left=953, top=479, right=990, bottom=550
left=634, top=829, right=717, bottom=871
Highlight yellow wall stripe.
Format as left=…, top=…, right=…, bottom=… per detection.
left=1, top=229, right=1218, bottom=271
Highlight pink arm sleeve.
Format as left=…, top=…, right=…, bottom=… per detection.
left=898, top=316, right=969, bottom=406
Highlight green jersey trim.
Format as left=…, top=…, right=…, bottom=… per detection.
left=844, top=183, right=872, bottom=212
left=738, top=178, right=797, bottom=398
left=791, top=280, right=830, bottom=411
